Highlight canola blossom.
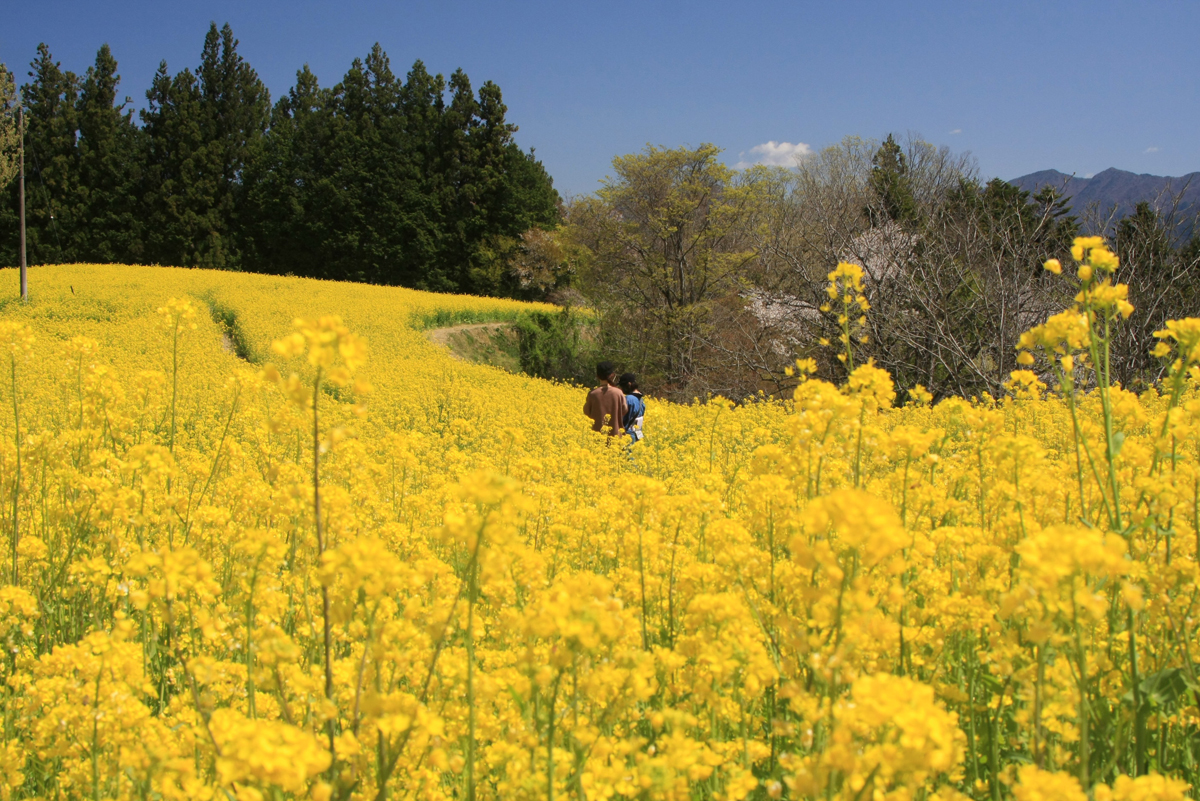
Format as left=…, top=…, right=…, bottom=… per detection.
left=0, top=245, right=1199, bottom=801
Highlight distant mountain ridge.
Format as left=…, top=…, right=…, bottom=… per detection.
left=1009, top=168, right=1200, bottom=233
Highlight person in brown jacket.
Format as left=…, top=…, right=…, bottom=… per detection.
left=583, top=361, right=628, bottom=437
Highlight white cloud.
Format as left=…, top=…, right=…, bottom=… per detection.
left=734, top=141, right=812, bottom=170
left=949, top=128, right=962, bottom=135
left=1084, top=173, right=1095, bottom=179
left=1144, top=146, right=1160, bottom=153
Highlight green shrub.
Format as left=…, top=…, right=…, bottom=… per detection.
left=513, top=307, right=597, bottom=385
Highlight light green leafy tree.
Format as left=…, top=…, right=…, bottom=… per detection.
left=0, top=63, right=19, bottom=189
left=567, top=143, right=758, bottom=394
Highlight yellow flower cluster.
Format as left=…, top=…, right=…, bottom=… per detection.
left=1, top=258, right=1199, bottom=801
left=820, top=262, right=870, bottom=368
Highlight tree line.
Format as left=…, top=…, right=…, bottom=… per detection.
left=0, top=23, right=560, bottom=296
left=540, top=137, right=1200, bottom=402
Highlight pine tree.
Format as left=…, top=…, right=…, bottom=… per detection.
left=142, top=22, right=268, bottom=269
left=141, top=61, right=207, bottom=266
left=393, top=60, right=448, bottom=288
left=200, top=22, right=269, bottom=268
left=76, top=44, right=144, bottom=262
left=241, top=65, right=333, bottom=277
left=436, top=69, right=482, bottom=292
left=354, top=44, right=407, bottom=286
left=14, top=44, right=81, bottom=264
left=315, top=47, right=400, bottom=284
left=868, top=133, right=919, bottom=227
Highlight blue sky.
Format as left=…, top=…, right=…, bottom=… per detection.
left=7, top=1, right=1199, bottom=197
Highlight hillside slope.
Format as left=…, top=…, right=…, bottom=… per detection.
left=1, top=262, right=1198, bottom=800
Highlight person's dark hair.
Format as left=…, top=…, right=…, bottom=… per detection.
left=618, top=373, right=639, bottom=393
left=596, top=361, right=616, bottom=380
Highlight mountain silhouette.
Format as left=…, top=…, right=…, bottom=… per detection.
left=1010, top=168, right=1200, bottom=235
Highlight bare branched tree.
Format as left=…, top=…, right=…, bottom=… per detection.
left=740, top=134, right=1077, bottom=400
left=1109, top=190, right=1200, bottom=388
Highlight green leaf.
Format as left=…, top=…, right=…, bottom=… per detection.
left=1122, top=667, right=1196, bottom=713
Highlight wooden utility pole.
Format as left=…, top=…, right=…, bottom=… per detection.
left=18, top=105, right=26, bottom=301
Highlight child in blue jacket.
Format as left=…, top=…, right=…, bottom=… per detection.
left=618, top=373, right=646, bottom=443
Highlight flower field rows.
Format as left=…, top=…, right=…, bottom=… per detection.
left=1, top=245, right=1199, bottom=800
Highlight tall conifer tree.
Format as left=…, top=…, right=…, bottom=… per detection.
left=142, top=23, right=267, bottom=269
left=394, top=60, right=448, bottom=288
left=868, top=133, right=919, bottom=227
left=17, top=44, right=81, bottom=264
left=141, top=61, right=206, bottom=266
left=241, top=65, right=332, bottom=277
left=0, top=64, right=20, bottom=265
left=77, top=44, right=144, bottom=262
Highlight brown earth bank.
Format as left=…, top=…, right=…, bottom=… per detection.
left=425, top=322, right=520, bottom=371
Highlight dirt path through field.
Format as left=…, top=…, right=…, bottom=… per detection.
left=426, top=322, right=513, bottom=361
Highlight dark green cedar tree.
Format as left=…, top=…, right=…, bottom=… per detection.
left=142, top=22, right=269, bottom=270
left=0, top=44, right=81, bottom=266
left=1, top=26, right=559, bottom=298
left=76, top=44, right=144, bottom=263
left=868, top=133, right=920, bottom=227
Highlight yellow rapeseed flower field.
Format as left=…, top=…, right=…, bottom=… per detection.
left=1, top=244, right=1199, bottom=801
